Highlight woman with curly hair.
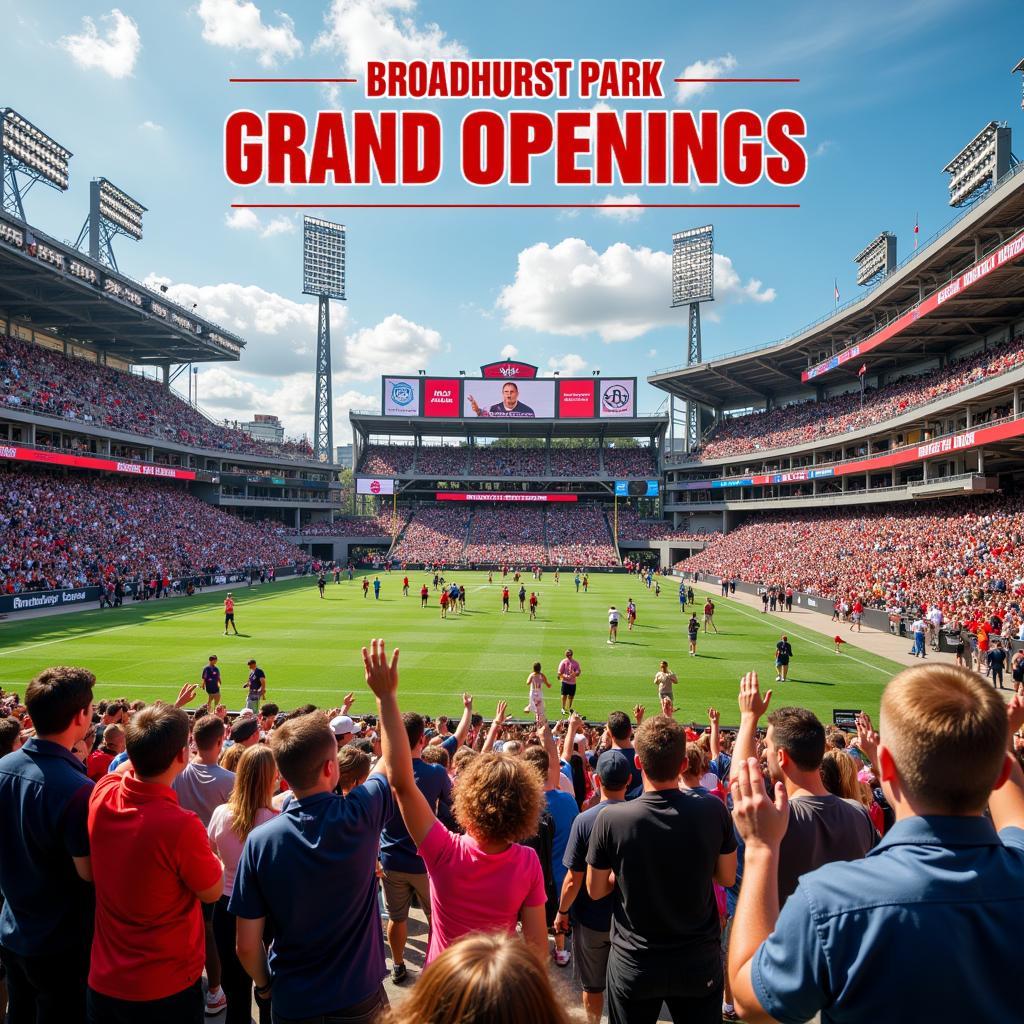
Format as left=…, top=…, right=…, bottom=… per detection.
left=380, top=933, right=571, bottom=1024
left=362, top=639, right=549, bottom=966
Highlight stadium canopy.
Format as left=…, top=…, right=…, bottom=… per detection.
left=0, top=213, right=244, bottom=364
left=349, top=412, right=668, bottom=443
left=649, top=164, right=1024, bottom=408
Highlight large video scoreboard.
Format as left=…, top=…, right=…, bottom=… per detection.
left=382, top=363, right=636, bottom=420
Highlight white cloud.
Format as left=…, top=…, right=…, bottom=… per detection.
left=675, top=54, right=737, bottom=102
left=813, top=140, right=835, bottom=158
left=340, top=314, right=442, bottom=381
left=499, top=344, right=519, bottom=359
left=197, top=0, right=301, bottom=67
left=260, top=216, right=295, bottom=238
left=496, top=239, right=774, bottom=342
left=225, top=207, right=261, bottom=231
left=315, top=0, right=466, bottom=73
left=595, top=194, right=644, bottom=222
left=545, top=353, right=587, bottom=376
left=647, top=348, right=657, bottom=358
left=59, top=8, right=140, bottom=79
left=139, top=120, right=164, bottom=132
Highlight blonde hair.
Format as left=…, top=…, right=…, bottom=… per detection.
left=219, top=742, right=246, bottom=772
left=880, top=664, right=1008, bottom=813
left=380, top=932, right=572, bottom=1024
left=228, top=745, right=277, bottom=840
left=821, top=749, right=872, bottom=810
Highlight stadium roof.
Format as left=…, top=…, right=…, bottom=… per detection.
left=349, top=411, right=667, bottom=442
left=649, top=161, right=1024, bottom=408
left=0, top=211, right=244, bottom=364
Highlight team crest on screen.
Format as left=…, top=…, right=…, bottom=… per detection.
left=603, top=385, right=630, bottom=409
left=390, top=381, right=415, bottom=406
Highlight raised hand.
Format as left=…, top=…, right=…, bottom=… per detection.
left=708, top=706, right=720, bottom=725
left=463, top=692, right=474, bottom=711
left=738, top=671, right=771, bottom=720
left=361, top=638, right=400, bottom=699
left=175, top=682, right=198, bottom=708
left=215, top=703, right=228, bottom=719
left=567, top=711, right=583, bottom=734
left=341, top=691, right=356, bottom=714
left=660, top=696, right=674, bottom=718
left=730, top=756, right=789, bottom=851
left=633, top=703, right=645, bottom=724
left=1008, top=685, right=1024, bottom=736
left=494, top=700, right=508, bottom=727
left=855, top=712, right=880, bottom=766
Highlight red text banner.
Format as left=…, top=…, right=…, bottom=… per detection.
left=435, top=492, right=578, bottom=502
left=0, top=444, right=197, bottom=480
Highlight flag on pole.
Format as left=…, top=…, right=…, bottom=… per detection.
left=834, top=279, right=840, bottom=306
left=913, top=213, right=919, bottom=250
left=858, top=363, right=867, bottom=377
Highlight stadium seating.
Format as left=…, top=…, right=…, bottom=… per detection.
left=391, top=505, right=471, bottom=563
left=359, top=444, right=415, bottom=476
left=0, top=334, right=314, bottom=460
left=464, top=506, right=547, bottom=564
left=692, top=333, right=1024, bottom=461
left=0, top=464, right=301, bottom=593
left=603, top=446, right=657, bottom=478
left=549, top=447, right=600, bottom=476
left=416, top=445, right=469, bottom=476
left=614, top=506, right=721, bottom=543
left=678, top=494, right=1024, bottom=630
left=546, top=503, right=618, bottom=566
left=468, top=446, right=548, bottom=477
left=277, top=512, right=408, bottom=537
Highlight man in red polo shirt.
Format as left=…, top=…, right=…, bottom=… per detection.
left=86, top=704, right=223, bottom=1023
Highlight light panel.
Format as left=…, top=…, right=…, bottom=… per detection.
left=303, top=216, right=346, bottom=299
left=97, top=178, right=145, bottom=240
left=671, top=225, right=714, bottom=306
left=854, top=231, right=896, bottom=287
left=943, top=121, right=1012, bottom=208
left=1, top=108, right=71, bottom=190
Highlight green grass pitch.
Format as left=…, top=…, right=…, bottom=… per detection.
left=0, top=572, right=902, bottom=725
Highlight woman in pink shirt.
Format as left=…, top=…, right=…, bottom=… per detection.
left=363, top=639, right=549, bottom=965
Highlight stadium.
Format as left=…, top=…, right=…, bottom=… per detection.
left=4, top=30, right=1024, bottom=1024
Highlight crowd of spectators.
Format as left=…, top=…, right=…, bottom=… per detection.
left=464, top=506, right=547, bottom=564
left=3, top=644, right=1022, bottom=1024
left=468, top=447, right=548, bottom=477
left=360, top=446, right=415, bottom=476
left=602, top=446, right=657, bottom=478
left=351, top=443, right=657, bottom=478
left=414, top=446, right=468, bottom=477
left=549, top=447, right=600, bottom=477
left=692, top=333, right=1024, bottom=462
left=0, top=464, right=301, bottom=594
left=278, top=513, right=407, bottom=538
left=391, top=506, right=471, bottom=564
left=614, top=507, right=721, bottom=543
left=679, top=493, right=1024, bottom=630
left=0, top=334, right=314, bottom=460
left=546, top=504, right=618, bottom=567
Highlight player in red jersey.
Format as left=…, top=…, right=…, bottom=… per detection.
left=223, top=593, right=238, bottom=635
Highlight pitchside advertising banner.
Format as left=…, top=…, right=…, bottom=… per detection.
left=0, top=586, right=100, bottom=614
left=356, top=477, right=396, bottom=495
left=0, top=443, right=198, bottom=480
left=381, top=373, right=636, bottom=419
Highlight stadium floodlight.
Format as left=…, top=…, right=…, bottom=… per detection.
left=943, top=121, right=1013, bottom=208
left=303, top=216, right=347, bottom=462
left=854, top=231, right=897, bottom=287
left=0, top=108, right=72, bottom=220
left=1014, top=58, right=1024, bottom=109
left=670, top=225, right=715, bottom=454
left=74, top=178, right=146, bottom=271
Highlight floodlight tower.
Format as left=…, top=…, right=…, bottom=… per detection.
left=303, top=216, right=346, bottom=462
left=670, top=225, right=715, bottom=451
left=74, top=178, right=146, bottom=271
left=0, top=108, right=72, bottom=220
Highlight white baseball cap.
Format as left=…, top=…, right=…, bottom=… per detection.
left=330, top=715, right=363, bottom=738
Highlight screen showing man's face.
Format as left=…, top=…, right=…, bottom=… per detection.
left=502, top=383, right=519, bottom=409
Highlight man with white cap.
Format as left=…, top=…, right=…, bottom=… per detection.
left=330, top=715, right=362, bottom=748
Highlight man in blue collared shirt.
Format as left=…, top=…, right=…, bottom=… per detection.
left=0, top=666, right=96, bottom=1024
left=728, top=664, right=1024, bottom=1023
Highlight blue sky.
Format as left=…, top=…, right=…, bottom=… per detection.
left=4, top=0, right=1024, bottom=440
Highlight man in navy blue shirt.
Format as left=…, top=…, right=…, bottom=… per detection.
left=729, top=664, right=1024, bottom=1023
left=231, top=706, right=397, bottom=1021
left=380, top=711, right=452, bottom=983
left=0, top=666, right=96, bottom=1024
left=555, top=749, right=631, bottom=1023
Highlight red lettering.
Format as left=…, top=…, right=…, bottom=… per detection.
left=353, top=111, right=396, bottom=184
left=646, top=111, right=667, bottom=185
left=765, top=110, right=808, bottom=186
left=267, top=112, right=308, bottom=185
left=555, top=112, right=591, bottom=184
left=365, top=61, right=386, bottom=98
left=722, top=111, right=763, bottom=186
left=671, top=111, right=719, bottom=186
left=595, top=110, right=643, bottom=185
left=508, top=112, right=554, bottom=185
left=461, top=111, right=505, bottom=185
left=402, top=112, right=442, bottom=184
left=224, top=111, right=263, bottom=185
left=307, top=112, right=350, bottom=185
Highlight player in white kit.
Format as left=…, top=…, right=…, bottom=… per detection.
left=524, top=661, right=551, bottom=716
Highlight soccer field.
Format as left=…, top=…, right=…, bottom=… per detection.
left=0, top=572, right=902, bottom=724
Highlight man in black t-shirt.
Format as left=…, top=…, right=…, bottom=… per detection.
left=587, top=713, right=736, bottom=1024
left=775, top=635, right=793, bottom=682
